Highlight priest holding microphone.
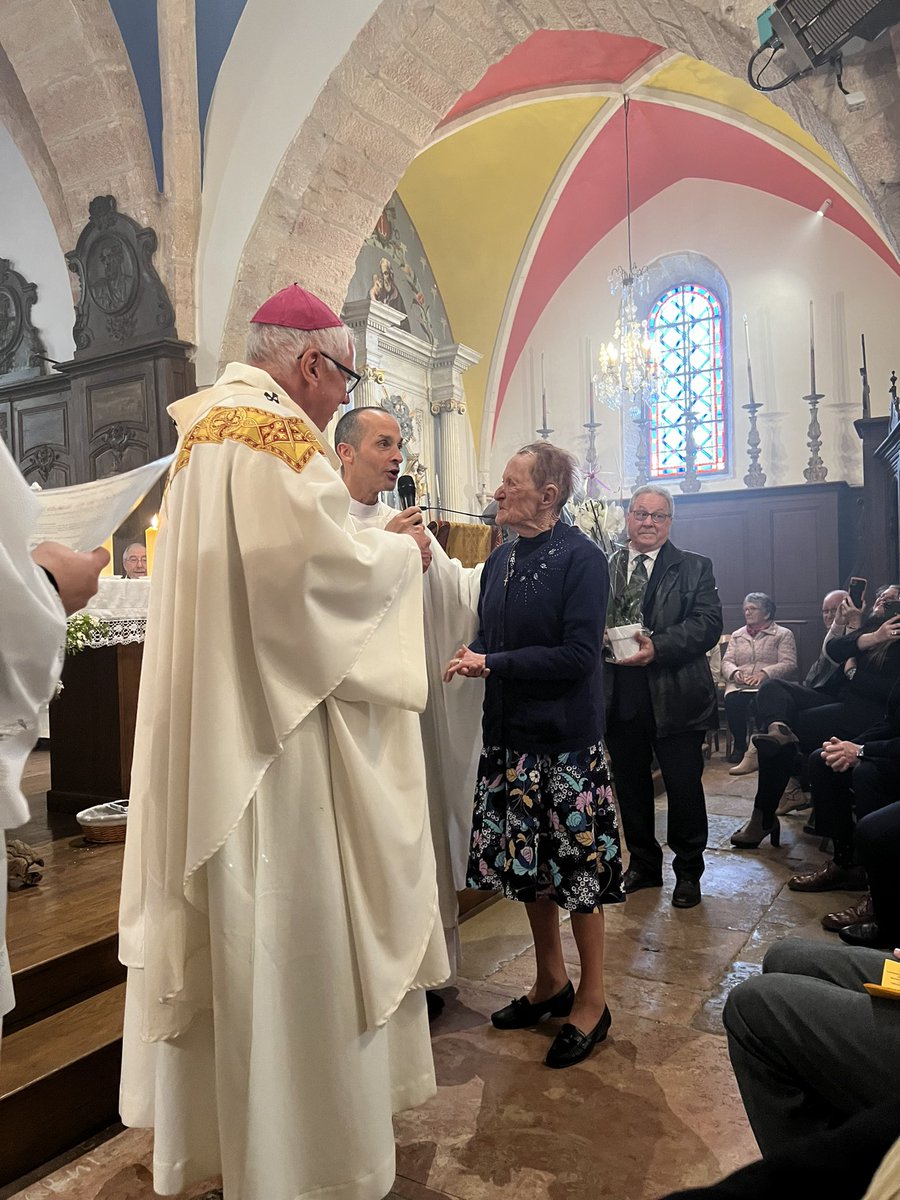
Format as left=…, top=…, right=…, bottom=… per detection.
left=335, top=404, right=484, bottom=990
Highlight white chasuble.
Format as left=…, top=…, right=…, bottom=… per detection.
left=118, top=365, right=448, bottom=1200
left=0, top=439, right=65, bottom=1020
left=348, top=500, right=484, bottom=979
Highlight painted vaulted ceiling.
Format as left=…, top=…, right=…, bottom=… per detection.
left=396, top=30, right=899, bottom=451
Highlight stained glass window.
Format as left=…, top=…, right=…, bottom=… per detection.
left=647, top=284, right=727, bottom=477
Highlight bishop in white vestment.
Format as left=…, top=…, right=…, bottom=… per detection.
left=118, top=287, right=448, bottom=1200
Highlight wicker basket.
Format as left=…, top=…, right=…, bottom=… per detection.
left=76, top=800, right=129, bottom=844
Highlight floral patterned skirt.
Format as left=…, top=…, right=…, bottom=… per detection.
left=467, top=742, right=625, bottom=912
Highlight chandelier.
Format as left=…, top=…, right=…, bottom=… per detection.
left=594, top=97, right=659, bottom=411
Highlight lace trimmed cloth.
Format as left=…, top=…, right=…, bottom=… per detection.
left=81, top=577, right=150, bottom=646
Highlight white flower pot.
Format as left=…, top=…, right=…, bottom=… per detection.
left=607, top=623, right=644, bottom=662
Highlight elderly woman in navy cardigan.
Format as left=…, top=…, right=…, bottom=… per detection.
left=444, top=442, right=624, bottom=1069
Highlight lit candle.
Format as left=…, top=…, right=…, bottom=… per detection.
left=434, top=471, right=443, bottom=517
left=809, top=300, right=816, bottom=396
left=145, top=514, right=159, bottom=576
left=540, top=352, right=548, bottom=430
left=100, top=535, right=114, bottom=577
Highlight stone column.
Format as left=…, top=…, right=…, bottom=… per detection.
left=341, top=297, right=407, bottom=410
left=429, top=343, right=481, bottom=518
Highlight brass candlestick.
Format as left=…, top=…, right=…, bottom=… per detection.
left=802, top=391, right=828, bottom=483
left=631, top=397, right=651, bottom=487
left=679, top=406, right=702, bottom=493
left=743, top=314, right=766, bottom=488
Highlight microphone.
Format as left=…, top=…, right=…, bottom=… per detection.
left=397, top=474, right=418, bottom=510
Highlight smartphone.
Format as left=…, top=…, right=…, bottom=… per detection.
left=883, top=600, right=900, bottom=619
left=848, top=577, right=867, bottom=609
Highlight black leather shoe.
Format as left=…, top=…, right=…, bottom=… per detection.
left=426, top=990, right=445, bottom=1021
left=491, top=980, right=574, bottom=1029
left=622, top=866, right=664, bottom=894
left=672, top=878, right=702, bottom=908
left=839, top=921, right=894, bottom=949
left=545, top=1006, right=612, bottom=1069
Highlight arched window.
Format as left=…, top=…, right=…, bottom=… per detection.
left=647, top=284, right=727, bottom=478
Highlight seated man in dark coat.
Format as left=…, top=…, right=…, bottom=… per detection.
left=604, top=484, right=723, bottom=909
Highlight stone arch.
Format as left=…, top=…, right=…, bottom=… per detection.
left=222, top=0, right=898, bottom=367
left=0, top=0, right=160, bottom=268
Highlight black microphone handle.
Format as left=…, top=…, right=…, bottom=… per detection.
left=397, top=474, right=418, bottom=509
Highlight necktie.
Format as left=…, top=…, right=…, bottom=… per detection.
left=617, top=553, right=649, bottom=625
left=630, top=553, right=649, bottom=589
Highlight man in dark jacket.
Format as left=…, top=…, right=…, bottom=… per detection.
left=604, top=485, right=723, bottom=908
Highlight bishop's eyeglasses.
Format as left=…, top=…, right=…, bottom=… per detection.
left=317, top=351, right=362, bottom=396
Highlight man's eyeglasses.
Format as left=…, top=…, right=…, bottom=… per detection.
left=315, top=351, right=362, bottom=396
left=630, top=509, right=671, bottom=524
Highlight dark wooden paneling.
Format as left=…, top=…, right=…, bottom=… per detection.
left=861, top=416, right=900, bottom=587
left=0, top=400, right=9, bottom=449
left=47, top=643, right=142, bottom=812
left=669, top=483, right=849, bottom=677
left=14, top=393, right=80, bottom=487
left=85, top=371, right=152, bottom=479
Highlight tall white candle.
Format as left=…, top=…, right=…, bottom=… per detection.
left=587, top=337, right=595, bottom=425
left=809, top=300, right=817, bottom=395
left=540, top=352, right=548, bottom=430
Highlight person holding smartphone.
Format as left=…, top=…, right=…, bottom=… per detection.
left=731, top=585, right=900, bottom=849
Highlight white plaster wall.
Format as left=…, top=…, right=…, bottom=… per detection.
left=0, top=124, right=74, bottom=362
left=491, top=178, right=900, bottom=496
left=196, top=0, right=381, bottom=383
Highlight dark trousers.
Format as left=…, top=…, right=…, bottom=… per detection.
left=724, top=691, right=756, bottom=756
left=754, top=700, right=889, bottom=822
left=808, top=751, right=900, bottom=865
left=856, top=801, right=900, bottom=942
left=756, top=680, right=882, bottom=754
left=605, top=709, right=708, bottom=881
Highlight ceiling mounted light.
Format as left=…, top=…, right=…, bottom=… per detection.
left=594, top=96, right=660, bottom=411
left=816, top=198, right=833, bottom=216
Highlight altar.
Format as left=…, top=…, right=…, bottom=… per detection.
left=47, top=578, right=148, bottom=814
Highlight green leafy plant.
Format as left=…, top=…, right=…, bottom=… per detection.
left=65, top=613, right=109, bottom=655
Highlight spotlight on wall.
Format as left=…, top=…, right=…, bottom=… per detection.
left=816, top=198, right=833, bottom=217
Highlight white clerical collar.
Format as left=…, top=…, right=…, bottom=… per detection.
left=348, top=498, right=383, bottom=523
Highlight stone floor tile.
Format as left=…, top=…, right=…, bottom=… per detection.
left=692, top=960, right=763, bottom=1035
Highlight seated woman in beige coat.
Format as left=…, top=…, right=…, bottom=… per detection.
left=722, top=593, right=797, bottom=773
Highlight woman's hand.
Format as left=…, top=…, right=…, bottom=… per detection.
left=735, top=670, right=762, bottom=687
left=858, top=614, right=900, bottom=652
left=443, top=645, right=490, bottom=681
left=837, top=597, right=864, bottom=631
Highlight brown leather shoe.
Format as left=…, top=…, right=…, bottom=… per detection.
left=822, top=891, right=874, bottom=930
left=788, top=861, right=867, bottom=892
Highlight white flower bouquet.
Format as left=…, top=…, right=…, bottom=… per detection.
left=571, top=498, right=626, bottom=557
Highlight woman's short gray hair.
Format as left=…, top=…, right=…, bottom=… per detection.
left=245, top=322, right=353, bottom=377
left=745, top=592, right=776, bottom=619
left=517, top=442, right=579, bottom=513
left=630, top=483, right=674, bottom=517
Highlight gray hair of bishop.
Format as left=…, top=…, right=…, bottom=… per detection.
left=744, top=592, right=776, bottom=620
left=630, top=483, right=674, bottom=517
left=245, top=321, right=353, bottom=378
